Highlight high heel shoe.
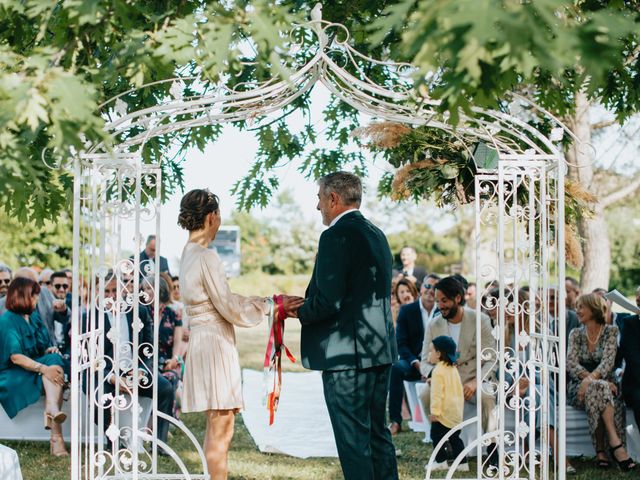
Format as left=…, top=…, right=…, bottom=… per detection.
left=596, top=450, right=611, bottom=469
left=609, top=444, right=637, bottom=471
left=44, top=411, right=67, bottom=430
left=50, top=434, right=69, bottom=457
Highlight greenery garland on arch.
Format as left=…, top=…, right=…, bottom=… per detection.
left=353, top=122, right=596, bottom=268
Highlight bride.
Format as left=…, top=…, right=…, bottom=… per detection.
left=178, top=189, right=302, bottom=479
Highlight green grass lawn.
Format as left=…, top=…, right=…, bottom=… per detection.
left=4, top=274, right=635, bottom=479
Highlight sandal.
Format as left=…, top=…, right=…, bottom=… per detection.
left=609, top=444, right=637, bottom=472
left=595, top=450, right=610, bottom=469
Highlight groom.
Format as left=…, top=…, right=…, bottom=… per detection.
left=288, top=171, right=398, bottom=480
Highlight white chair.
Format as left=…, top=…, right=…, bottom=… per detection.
left=0, top=394, right=152, bottom=448
left=0, top=397, right=71, bottom=441
left=413, top=382, right=431, bottom=443
left=403, top=380, right=428, bottom=434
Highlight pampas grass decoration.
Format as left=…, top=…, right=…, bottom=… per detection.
left=565, top=179, right=597, bottom=204
left=391, top=159, right=440, bottom=201
left=351, top=122, right=411, bottom=149
left=565, top=223, right=584, bottom=269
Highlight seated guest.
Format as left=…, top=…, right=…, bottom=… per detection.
left=465, top=282, right=477, bottom=310
left=0, top=264, right=11, bottom=299
left=619, top=286, right=640, bottom=435
left=171, top=275, right=181, bottom=302
left=593, top=287, right=630, bottom=345
left=0, top=267, right=58, bottom=343
left=160, top=273, right=184, bottom=322
left=567, top=293, right=636, bottom=471
left=548, top=286, right=579, bottom=349
left=391, top=278, right=418, bottom=325
left=482, top=287, right=500, bottom=327
left=0, top=278, right=68, bottom=456
left=169, top=274, right=189, bottom=346
left=451, top=274, right=469, bottom=301
left=39, top=268, right=54, bottom=291
left=84, top=272, right=175, bottom=447
left=419, top=276, right=497, bottom=463
left=565, top=276, right=581, bottom=311
left=504, top=289, right=576, bottom=471
left=49, top=271, right=72, bottom=349
left=60, top=276, right=89, bottom=358
left=388, top=274, right=440, bottom=434
left=142, top=277, right=183, bottom=392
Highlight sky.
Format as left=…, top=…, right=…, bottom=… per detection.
left=122, top=85, right=391, bottom=273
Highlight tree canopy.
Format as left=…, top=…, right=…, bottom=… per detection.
left=0, top=0, right=638, bottom=225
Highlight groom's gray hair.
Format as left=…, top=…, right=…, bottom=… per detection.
left=319, top=171, right=362, bottom=207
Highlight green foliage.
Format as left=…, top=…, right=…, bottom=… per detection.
left=2, top=0, right=639, bottom=225
left=0, top=209, right=73, bottom=270
left=371, top=0, right=640, bottom=123
left=607, top=191, right=640, bottom=294
left=0, top=0, right=305, bottom=222
left=229, top=190, right=319, bottom=275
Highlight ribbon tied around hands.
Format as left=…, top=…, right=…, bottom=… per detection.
left=263, top=294, right=296, bottom=425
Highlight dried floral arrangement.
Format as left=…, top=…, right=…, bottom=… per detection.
left=353, top=122, right=595, bottom=268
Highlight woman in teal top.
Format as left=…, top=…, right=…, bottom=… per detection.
left=0, top=277, right=68, bottom=456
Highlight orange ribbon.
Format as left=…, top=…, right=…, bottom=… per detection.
left=264, top=294, right=296, bottom=425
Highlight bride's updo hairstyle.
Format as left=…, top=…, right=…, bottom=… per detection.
left=177, top=189, right=220, bottom=231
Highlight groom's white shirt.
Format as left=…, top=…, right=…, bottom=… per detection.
left=329, top=208, right=358, bottom=227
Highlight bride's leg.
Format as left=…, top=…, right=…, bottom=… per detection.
left=204, top=410, right=235, bottom=480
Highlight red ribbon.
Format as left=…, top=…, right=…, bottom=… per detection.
left=264, top=294, right=296, bottom=425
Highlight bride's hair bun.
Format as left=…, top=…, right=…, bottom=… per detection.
left=177, top=189, right=219, bottom=231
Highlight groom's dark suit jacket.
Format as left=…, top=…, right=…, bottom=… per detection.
left=298, top=210, right=397, bottom=371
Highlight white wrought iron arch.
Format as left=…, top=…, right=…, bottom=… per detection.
left=70, top=4, right=575, bottom=480
left=84, top=6, right=586, bottom=161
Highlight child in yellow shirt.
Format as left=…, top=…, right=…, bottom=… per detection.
left=428, top=335, right=466, bottom=472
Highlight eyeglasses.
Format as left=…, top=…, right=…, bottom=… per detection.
left=39, top=281, right=50, bottom=286
left=53, top=283, right=69, bottom=290
left=0, top=279, right=11, bottom=285
left=422, top=284, right=435, bottom=290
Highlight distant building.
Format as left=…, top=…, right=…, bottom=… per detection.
left=209, top=226, right=241, bottom=277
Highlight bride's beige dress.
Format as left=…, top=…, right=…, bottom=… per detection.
left=180, top=242, right=269, bottom=413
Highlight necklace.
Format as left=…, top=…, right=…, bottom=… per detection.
left=586, top=324, right=604, bottom=345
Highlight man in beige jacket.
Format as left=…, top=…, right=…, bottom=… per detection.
left=419, top=276, right=497, bottom=459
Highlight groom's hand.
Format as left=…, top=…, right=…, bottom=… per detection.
left=280, top=295, right=305, bottom=318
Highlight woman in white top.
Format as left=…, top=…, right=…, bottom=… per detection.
left=178, top=189, right=301, bottom=479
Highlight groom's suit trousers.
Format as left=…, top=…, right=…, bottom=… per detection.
left=322, top=365, right=399, bottom=480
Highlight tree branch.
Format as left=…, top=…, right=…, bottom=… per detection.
left=601, top=176, right=640, bottom=208
left=591, top=119, right=617, bottom=130
left=625, top=44, right=640, bottom=66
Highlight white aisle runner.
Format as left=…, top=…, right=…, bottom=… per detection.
left=0, top=444, right=23, bottom=480
left=241, top=369, right=338, bottom=458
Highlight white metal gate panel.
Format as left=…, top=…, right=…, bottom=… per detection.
left=70, top=154, right=208, bottom=480
left=425, top=155, right=566, bottom=480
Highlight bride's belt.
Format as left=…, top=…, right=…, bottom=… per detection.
left=185, top=301, right=226, bottom=328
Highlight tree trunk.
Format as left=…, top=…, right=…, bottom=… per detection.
left=565, top=91, right=611, bottom=292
